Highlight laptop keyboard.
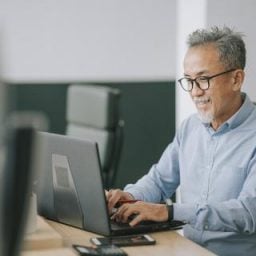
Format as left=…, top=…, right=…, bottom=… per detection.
left=111, top=218, right=184, bottom=229
left=109, top=211, right=184, bottom=235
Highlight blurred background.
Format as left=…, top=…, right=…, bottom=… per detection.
left=0, top=0, right=255, bottom=188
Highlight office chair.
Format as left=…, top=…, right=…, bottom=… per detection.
left=66, top=84, right=124, bottom=189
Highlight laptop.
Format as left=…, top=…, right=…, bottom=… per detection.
left=36, top=132, right=184, bottom=236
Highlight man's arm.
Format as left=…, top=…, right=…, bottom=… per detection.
left=174, top=156, right=256, bottom=234
left=124, top=139, right=180, bottom=203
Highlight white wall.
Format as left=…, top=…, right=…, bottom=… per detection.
left=207, top=0, right=256, bottom=101
left=0, top=0, right=176, bottom=82
left=176, top=0, right=207, bottom=127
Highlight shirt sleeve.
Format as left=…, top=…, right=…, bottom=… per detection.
left=124, top=135, right=180, bottom=203
left=174, top=155, right=256, bottom=234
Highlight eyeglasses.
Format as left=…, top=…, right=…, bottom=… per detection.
left=178, top=69, right=236, bottom=92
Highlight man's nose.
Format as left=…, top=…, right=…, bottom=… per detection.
left=190, top=82, right=204, bottom=96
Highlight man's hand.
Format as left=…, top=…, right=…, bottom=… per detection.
left=106, top=189, right=134, bottom=212
left=112, top=201, right=169, bottom=227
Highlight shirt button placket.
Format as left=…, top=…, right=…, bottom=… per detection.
left=202, top=136, right=215, bottom=202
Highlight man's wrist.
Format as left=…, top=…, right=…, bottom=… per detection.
left=165, top=198, right=173, bottom=221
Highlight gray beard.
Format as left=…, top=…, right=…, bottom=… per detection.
left=197, top=110, right=214, bottom=124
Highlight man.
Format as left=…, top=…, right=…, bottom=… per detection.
left=107, top=26, right=256, bottom=256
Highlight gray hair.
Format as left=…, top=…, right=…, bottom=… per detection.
left=187, top=26, right=246, bottom=70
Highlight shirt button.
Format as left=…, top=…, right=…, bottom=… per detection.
left=204, top=224, right=208, bottom=230
left=202, top=192, right=207, bottom=198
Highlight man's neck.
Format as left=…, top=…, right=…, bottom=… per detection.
left=211, top=94, right=244, bottom=131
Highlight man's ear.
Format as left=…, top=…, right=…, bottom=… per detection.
left=232, top=69, right=245, bottom=91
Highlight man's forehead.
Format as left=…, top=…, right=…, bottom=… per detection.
left=183, top=46, right=222, bottom=75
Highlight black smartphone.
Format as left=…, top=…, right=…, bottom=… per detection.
left=73, top=244, right=127, bottom=256
left=90, top=234, right=156, bottom=247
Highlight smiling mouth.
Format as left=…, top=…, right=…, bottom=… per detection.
left=193, top=98, right=211, bottom=107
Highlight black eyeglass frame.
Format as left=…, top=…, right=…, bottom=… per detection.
left=178, top=68, right=237, bottom=92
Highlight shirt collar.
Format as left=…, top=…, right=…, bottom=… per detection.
left=224, top=93, right=254, bottom=130
left=201, top=93, right=255, bottom=132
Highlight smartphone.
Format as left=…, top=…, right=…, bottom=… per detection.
left=73, top=244, right=127, bottom=256
left=90, top=234, right=156, bottom=247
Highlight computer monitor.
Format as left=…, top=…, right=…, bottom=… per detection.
left=0, top=110, right=47, bottom=256
left=1, top=118, right=36, bottom=256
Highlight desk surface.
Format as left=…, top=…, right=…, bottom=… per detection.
left=43, top=219, right=216, bottom=256
left=23, top=216, right=63, bottom=251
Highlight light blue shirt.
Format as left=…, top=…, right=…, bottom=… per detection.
left=124, top=93, right=256, bottom=256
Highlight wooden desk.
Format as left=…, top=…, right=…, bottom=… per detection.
left=23, top=216, right=63, bottom=250
left=44, top=219, right=216, bottom=256
left=22, top=217, right=216, bottom=255
left=22, top=248, right=76, bottom=256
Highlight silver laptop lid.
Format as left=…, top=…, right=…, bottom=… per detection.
left=36, top=132, right=112, bottom=235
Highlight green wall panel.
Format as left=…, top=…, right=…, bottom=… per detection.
left=7, top=81, right=175, bottom=188
left=8, top=83, right=69, bottom=133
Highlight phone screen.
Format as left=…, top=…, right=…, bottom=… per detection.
left=90, top=234, right=156, bottom=247
left=73, top=244, right=128, bottom=256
